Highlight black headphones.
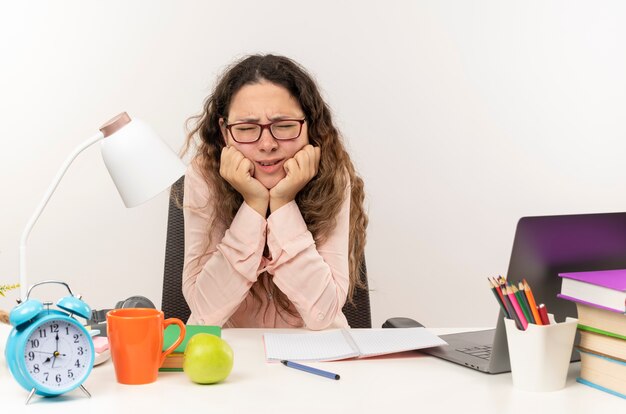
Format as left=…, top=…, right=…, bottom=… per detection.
left=113, top=295, right=156, bottom=310
left=87, top=295, right=156, bottom=335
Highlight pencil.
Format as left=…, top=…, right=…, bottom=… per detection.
left=522, top=279, right=542, bottom=325
left=506, top=286, right=528, bottom=330
left=538, top=303, right=550, bottom=325
left=511, top=285, right=533, bottom=325
left=497, top=278, right=521, bottom=325
left=491, top=277, right=507, bottom=308
left=497, top=275, right=507, bottom=287
left=516, top=283, right=535, bottom=324
left=501, top=287, right=523, bottom=330
left=488, top=278, right=510, bottom=318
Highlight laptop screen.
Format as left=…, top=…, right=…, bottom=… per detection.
left=505, top=212, right=626, bottom=323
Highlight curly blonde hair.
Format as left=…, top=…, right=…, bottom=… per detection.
left=182, top=54, right=367, bottom=316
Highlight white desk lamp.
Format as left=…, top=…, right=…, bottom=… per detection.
left=18, top=112, right=186, bottom=301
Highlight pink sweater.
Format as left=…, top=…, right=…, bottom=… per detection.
left=182, top=162, right=350, bottom=330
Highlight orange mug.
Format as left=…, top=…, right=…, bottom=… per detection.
left=106, top=308, right=186, bottom=384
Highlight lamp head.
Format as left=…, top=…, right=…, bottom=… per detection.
left=99, top=112, right=186, bottom=208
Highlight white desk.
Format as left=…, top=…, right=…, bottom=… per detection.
left=1, top=328, right=623, bottom=412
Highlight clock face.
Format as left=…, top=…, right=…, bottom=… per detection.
left=23, top=319, right=93, bottom=390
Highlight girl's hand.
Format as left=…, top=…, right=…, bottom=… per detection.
left=220, top=146, right=269, bottom=216
left=269, top=145, right=321, bottom=212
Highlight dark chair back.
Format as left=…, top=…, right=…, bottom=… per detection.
left=161, top=176, right=371, bottom=328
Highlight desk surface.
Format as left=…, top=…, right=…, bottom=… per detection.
left=1, top=328, right=623, bottom=412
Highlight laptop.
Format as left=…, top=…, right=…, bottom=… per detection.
left=421, top=212, right=626, bottom=374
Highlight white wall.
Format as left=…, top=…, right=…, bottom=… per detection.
left=1, top=1, right=625, bottom=328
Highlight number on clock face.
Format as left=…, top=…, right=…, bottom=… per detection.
left=24, top=319, right=92, bottom=388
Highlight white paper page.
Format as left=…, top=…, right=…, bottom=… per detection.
left=264, top=330, right=359, bottom=362
left=348, top=328, right=448, bottom=357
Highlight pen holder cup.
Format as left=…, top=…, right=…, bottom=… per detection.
left=504, top=314, right=578, bottom=392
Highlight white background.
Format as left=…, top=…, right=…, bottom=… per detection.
left=1, top=1, right=625, bottom=328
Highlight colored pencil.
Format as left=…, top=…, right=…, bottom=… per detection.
left=501, top=287, right=523, bottom=330
left=496, top=277, right=508, bottom=300
left=511, top=285, right=533, bottom=325
left=488, top=278, right=510, bottom=318
left=506, top=286, right=528, bottom=330
left=490, top=277, right=507, bottom=311
left=516, top=283, right=535, bottom=324
left=522, top=279, right=542, bottom=325
left=538, top=303, right=550, bottom=325
left=497, top=275, right=507, bottom=287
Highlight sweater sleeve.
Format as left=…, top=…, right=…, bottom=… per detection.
left=267, top=184, right=351, bottom=330
left=181, top=162, right=266, bottom=326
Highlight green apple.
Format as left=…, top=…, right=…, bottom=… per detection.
left=183, top=333, right=234, bottom=384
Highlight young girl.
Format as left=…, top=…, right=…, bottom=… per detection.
left=182, top=54, right=367, bottom=329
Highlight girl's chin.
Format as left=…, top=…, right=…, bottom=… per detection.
left=256, top=174, right=285, bottom=190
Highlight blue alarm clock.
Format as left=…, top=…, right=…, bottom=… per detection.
left=5, top=280, right=95, bottom=404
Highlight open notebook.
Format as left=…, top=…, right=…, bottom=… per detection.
left=263, top=328, right=447, bottom=362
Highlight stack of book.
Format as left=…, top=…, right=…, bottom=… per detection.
left=159, top=325, right=222, bottom=372
left=558, top=269, right=626, bottom=399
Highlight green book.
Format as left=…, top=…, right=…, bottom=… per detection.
left=162, top=324, right=221, bottom=353
left=578, top=324, right=626, bottom=341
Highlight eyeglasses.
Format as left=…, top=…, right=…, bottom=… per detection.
left=225, top=119, right=306, bottom=143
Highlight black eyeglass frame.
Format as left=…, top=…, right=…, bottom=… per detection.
left=225, top=118, right=306, bottom=143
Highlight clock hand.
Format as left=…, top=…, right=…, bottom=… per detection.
left=51, top=334, right=60, bottom=368
left=50, top=351, right=67, bottom=368
left=50, top=333, right=61, bottom=368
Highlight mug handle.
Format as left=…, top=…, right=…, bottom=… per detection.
left=160, top=318, right=186, bottom=367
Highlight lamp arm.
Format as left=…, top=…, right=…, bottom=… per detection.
left=19, top=131, right=105, bottom=301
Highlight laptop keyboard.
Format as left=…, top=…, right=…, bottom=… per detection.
left=455, top=345, right=492, bottom=360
